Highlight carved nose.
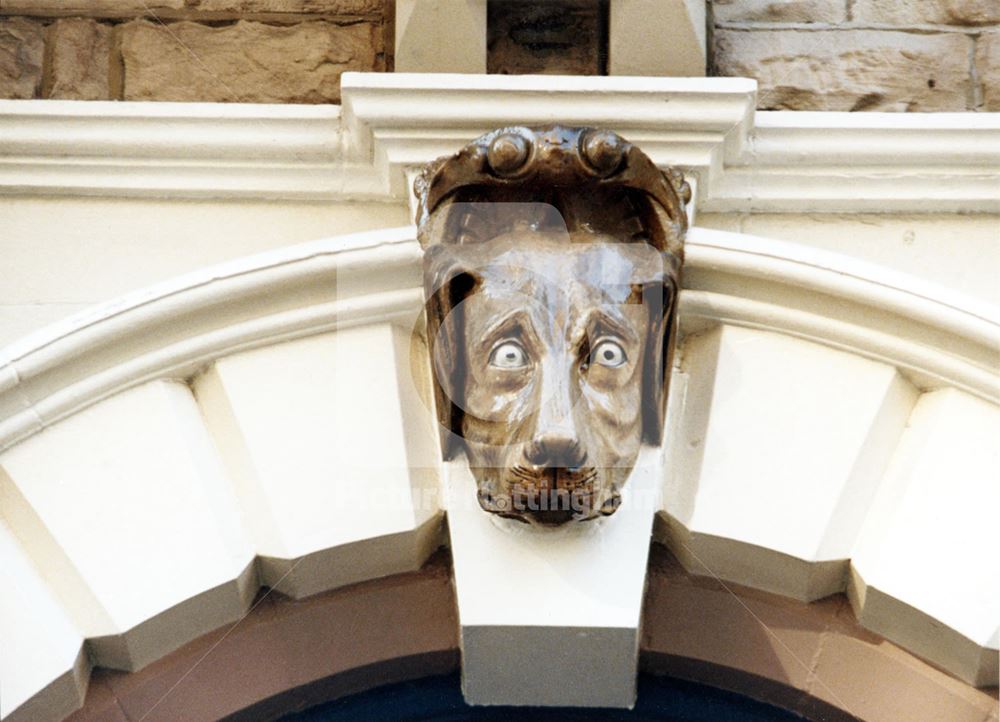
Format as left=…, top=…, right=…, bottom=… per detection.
left=525, top=434, right=587, bottom=470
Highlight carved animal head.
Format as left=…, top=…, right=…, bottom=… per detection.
left=416, top=127, right=688, bottom=525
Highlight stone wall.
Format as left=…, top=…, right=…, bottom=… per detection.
left=712, top=0, right=999, bottom=110
left=0, top=0, right=389, bottom=102
left=2, top=0, right=998, bottom=110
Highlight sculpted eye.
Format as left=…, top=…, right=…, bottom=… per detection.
left=592, top=340, right=627, bottom=368
left=490, top=341, right=528, bottom=369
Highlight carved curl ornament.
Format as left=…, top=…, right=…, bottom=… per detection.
left=416, top=126, right=689, bottom=525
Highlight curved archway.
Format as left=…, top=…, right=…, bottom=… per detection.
left=1, top=227, right=996, bottom=719
left=60, top=548, right=995, bottom=722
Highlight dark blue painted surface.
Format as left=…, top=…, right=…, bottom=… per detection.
left=280, top=673, right=808, bottom=722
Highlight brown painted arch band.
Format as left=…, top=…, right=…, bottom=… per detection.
left=640, top=546, right=997, bottom=722
left=64, top=547, right=998, bottom=722
left=65, top=552, right=460, bottom=722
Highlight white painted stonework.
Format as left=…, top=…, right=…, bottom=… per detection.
left=0, top=76, right=998, bottom=718
left=662, top=325, right=919, bottom=602
left=1, top=380, right=256, bottom=672
left=193, top=323, right=443, bottom=599
left=850, top=388, right=1000, bottom=688
left=447, top=447, right=662, bottom=708
left=1, top=74, right=997, bottom=213
left=1, top=224, right=996, bottom=718
left=0, top=519, right=86, bottom=722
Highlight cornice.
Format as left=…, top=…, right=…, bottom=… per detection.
left=339, top=74, right=757, bottom=199
left=709, top=111, right=1000, bottom=212
left=1, top=73, right=997, bottom=212
left=0, top=101, right=353, bottom=199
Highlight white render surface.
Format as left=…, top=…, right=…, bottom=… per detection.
left=0, top=196, right=411, bottom=348
left=661, top=325, right=919, bottom=601
left=447, top=448, right=661, bottom=708
left=698, top=213, right=1000, bottom=307
left=850, top=388, right=1000, bottom=687
left=194, top=323, right=443, bottom=598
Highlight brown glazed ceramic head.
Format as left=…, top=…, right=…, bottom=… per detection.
left=416, top=126, right=688, bottom=525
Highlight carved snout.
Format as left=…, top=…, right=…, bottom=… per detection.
left=524, top=433, right=587, bottom=471
left=524, top=374, right=587, bottom=472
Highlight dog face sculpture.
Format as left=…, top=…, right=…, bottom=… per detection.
left=416, top=127, right=688, bottom=525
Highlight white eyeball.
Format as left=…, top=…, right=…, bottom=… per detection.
left=592, top=340, right=627, bottom=368
left=490, top=341, right=528, bottom=369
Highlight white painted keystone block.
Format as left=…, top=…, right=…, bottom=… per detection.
left=194, top=323, right=443, bottom=599
left=447, top=447, right=661, bottom=708
left=0, top=380, right=256, bottom=672
left=0, top=518, right=87, bottom=722
left=850, top=388, right=1000, bottom=687
left=660, top=325, right=918, bottom=601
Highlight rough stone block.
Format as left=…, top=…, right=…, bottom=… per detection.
left=193, top=0, right=383, bottom=14
left=0, top=0, right=382, bottom=19
left=713, top=0, right=846, bottom=23
left=0, top=17, right=43, bottom=99
left=487, top=0, right=602, bottom=75
left=121, top=19, right=380, bottom=103
left=714, top=29, right=972, bottom=111
left=977, top=31, right=1000, bottom=110
left=853, top=0, right=1000, bottom=26
left=47, top=19, right=112, bottom=100
left=0, top=1, right=184, bottom=18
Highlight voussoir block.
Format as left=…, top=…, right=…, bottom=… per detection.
left=0, top=380, right=256, bottom=672
left=660, top=325, right=918, bottom=601
left=194, top=323, right=444, bottom=599
left=0, top=519, right=87, bottom=722
left=850, top=388, right=1000, bottom=687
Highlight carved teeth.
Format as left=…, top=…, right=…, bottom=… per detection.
left=487, top=132, right=531, bottom=176
left=580, top=129, right=625, bottom=176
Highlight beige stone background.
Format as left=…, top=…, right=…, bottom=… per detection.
left=0, top=0, right=390, bottom=103
left=0, top=0, right=997, bottom=108
left=712, top=0, right=998, bottom=111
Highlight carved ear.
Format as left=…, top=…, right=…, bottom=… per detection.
left=423, top=250, right=481, bottom=459
left=641, top=274, right=679, bottom=445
